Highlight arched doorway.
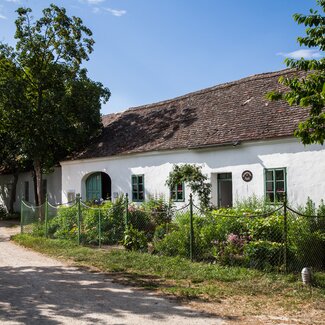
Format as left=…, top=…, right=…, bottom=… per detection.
left=85, top=172, right=112, bottom=201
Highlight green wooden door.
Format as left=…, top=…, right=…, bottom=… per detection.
left=86, top=172, right=102, bottom=200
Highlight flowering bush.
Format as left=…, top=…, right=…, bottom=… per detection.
left=212, top=233, right=251, bottom=266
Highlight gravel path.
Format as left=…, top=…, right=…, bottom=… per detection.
left=0, top=221, right=224, bottom=325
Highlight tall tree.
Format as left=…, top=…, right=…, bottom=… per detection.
left=0, top=4, right=110, bottom=205
left=0, top=57, right=31, bottom=211
left=267, top=0, right=325, bottom=145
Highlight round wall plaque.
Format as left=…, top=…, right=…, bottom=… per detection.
left=242, top=170, right=253, bottom=182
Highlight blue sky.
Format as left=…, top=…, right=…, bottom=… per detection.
left=0, top=0, right=321, bottom=115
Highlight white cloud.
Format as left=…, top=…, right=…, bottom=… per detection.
left=277, top=49, right=323, bottom=59
left=92, top=7, right=100, bottom=14
left=0, top=14, right=7, bottom=20
left=104, top=8, right=126, bottom=17
left=84, top=0, right=105, bottom=4
left=5, top=0, right=21, bottom=3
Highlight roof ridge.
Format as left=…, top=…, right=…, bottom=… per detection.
left=103, top=68, right=294, bottom=116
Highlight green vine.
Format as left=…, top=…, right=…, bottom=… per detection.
left=166, top=164, right=211, bottom=210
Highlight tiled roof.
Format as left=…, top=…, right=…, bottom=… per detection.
left=69, top=69, right=308, bottom=161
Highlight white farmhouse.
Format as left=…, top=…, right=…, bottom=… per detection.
left=1, top=69, right=324, bottom=211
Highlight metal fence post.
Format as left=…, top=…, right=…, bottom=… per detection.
left=189, top=193, right=194, bottom=261
left=77, top=193, right=81, bottom=245
left=20, top=198, right=24, bottom=234
left=98, top=209, right=102, bottom=248
left=125, top=193, right=129, bottom=228
left=283, top=193, right=288, bottom=273
left=45, top=194, right=49, bottom=238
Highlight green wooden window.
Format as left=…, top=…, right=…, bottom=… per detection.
left=171, top=183, right=185, bottom=202
left=132, top=175, right=144, bottom=202
left=265, top=168, right=286, bottom=203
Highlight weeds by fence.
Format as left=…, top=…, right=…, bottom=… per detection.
left=21, top=194, right=325, bottom=273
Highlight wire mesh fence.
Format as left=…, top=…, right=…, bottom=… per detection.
left=21, top=194, right=127, bottom=247
left=21, top=200, right=45, bottom=235
left=286, top=206, right=325, bottom=272
left=20, top=193, right=325, bottom=273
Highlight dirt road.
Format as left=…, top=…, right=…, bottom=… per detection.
left=0, top=221, right=224, bottom=324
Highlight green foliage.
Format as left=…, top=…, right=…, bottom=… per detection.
left=244, top=241, right=285, bottom=270
left=48, top=199, right=125, bottom=245
left=99, top=197, right=125, bottom=244
left=317, top=199, right=325, bottom=216
left=248, top=215, right=284, bottom=242
left=166, top=164, right=211, bottom=210
left=127, top=204, right=153, bottom=238
left=154, top=229, right=189, bottom=257
left=49, top=205, right=79, bottom=241
left=153, top=223, right=171, bottom=242
left=287, top=198, right=325, bottom=270
left=24, top=195, right=325, bottom=273
left=142, top=195, right=172, bottom=226
left=122, top=225, right=148, bottom=252
left=267, top=0, right=325, bottom=145
left=127, top=196, right=172, bottom=240
left=0, top=4, right=110, bottom=204
left=234, top=194, right=276, bottom=213
left=154, top=197, right=325, bottom=271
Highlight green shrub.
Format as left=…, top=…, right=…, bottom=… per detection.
left=153, top=212, right=193, bottom=258
left=49, top=198, right=125, bottom=245
left=100, top=198, right=125, bottom=244
left=154, top=229, right=189, bottom=257
left=288, top=220, right=325, bottom=271
left=80, top=200, right=124, bottom=245
left=142, top=196, right=172, bottom=226
left=153, top=223, right=171, bottom=242
left=153, top=212, right=210, bottom=259
left=287, top=199, right=325, bottom=271
left=317, top=199, right=325, bottom=216
left=127, top=196, right=172, bottom=240
left=234, top=194, right=275, bottom=213
left=49, top=205, right=79, bottom=240
left=122, top=225, right=148, bottom=252
left=247, top=214, right=284, bottom=242
left=128, top=204, right=153, bottom=238
left=244, top=240, right=285, bottom=270
left=205, top=211, right=249, bottom=242
left=31, top=222, right=46, bottom=237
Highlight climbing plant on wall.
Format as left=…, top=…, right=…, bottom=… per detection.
left=166, top=164, right=211, bottom=210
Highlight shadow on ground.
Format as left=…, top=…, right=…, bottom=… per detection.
left=0, top=265, right=220, bottom=324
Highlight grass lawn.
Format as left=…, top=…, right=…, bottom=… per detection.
left=13, top=234, right=325, bottom=324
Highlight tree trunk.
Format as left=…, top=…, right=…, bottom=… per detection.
left=8, top=171, right=19, bottom=214
left=33, top=159, right=43, bottom=205
left=32, top=170, right=39, bottom=206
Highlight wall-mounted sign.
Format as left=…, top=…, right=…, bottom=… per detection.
left=242, top=170, right=253, bottom=182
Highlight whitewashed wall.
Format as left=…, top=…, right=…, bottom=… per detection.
left=0, top=167, right=62, bottom=212
left=61, top=138, right=325, bottom=208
